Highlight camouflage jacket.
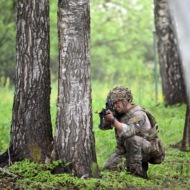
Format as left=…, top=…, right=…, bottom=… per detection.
left=114, top=104, right=158, bottom=154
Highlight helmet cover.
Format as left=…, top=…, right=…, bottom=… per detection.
left=107, top=86, right=133, bottom=103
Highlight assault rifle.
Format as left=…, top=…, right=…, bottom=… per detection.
left=96, top=99, right=114, bottom=130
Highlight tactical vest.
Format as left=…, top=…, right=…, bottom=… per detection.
left=126, top=106, right=159, bottom=141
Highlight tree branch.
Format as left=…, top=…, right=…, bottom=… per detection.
left=0, top=167, right=22, bottom=178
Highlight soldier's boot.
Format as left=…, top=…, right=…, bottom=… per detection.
left=126, top=150, right=147, bottom=179
left=142, top=162, right=149, bottom=179
left=127, top=163, right=148, bottom=179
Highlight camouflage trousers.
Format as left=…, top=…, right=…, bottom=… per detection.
left=103, top=135, right=153, bottom=178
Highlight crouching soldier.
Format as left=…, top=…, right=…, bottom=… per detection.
left=100, top=86, right=165, bottom=179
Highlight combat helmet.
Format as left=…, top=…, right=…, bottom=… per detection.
left=107, top=86, right=133, bottom=103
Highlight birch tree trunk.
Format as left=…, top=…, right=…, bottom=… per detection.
left=154, top=0, right=190, bottom=151
left=154, top=0, right=186, bottom=105
left=167, top=0, right=190, bottom=151
left=54, top=0, right=99, bottom=178
left=0, top=0, right=53, bottom=166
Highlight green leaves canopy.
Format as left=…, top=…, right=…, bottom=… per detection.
left=0, top=0, right=155, bottom=85
left=90, top=0, right=154, bottom=83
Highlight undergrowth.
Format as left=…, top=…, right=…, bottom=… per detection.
left=1, top=151, right=190, bottom=190
left=0, top=159, right=156, bottom=190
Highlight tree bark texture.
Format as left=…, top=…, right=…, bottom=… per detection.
left=55, top=0, right=99, bottom=177
left=2, top=0, right=53, bottom=164
left=154, top=0, right=186, bottom=105
left=167, top=1, right=190, bottom=150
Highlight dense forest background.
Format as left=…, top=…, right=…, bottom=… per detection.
left=0, top=0, right=189, bottom=189
left=0, top=0, right=157, bottom=91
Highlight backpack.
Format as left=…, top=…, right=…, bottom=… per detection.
left=141, top=108, right=165, bottom=164
left=141, top=108, right=157, bottom=129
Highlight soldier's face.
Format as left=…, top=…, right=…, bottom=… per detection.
left=113, top=100, right=128, bottom=114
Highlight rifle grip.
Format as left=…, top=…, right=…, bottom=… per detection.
left=99, top=114, right=104, bottom=129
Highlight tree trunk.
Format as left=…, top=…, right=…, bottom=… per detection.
left=167, top=0, right=190, bottom=151
left=154, top=0, right=186, bottom=105
left=0, top=0, right=53, bottom=166
left=181, top=106, right=190, bottom=151
left=54, top=0, right=99, bottom=178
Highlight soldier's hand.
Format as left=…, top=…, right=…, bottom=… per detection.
left=104, top=110, right=114, bottom=122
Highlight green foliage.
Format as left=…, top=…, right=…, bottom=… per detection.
left=50, top=81, right=58, bottom=134
left=49, top=0, right=58, bottom=78
left=91, top=0, right=155, bottom=83
left=0, top=159, right=156, bottom=189
left=0, top=0, right=156, bottom=86
left=0, top=0, right=16, bottom=85
left=0, top=86, right=13, bottom=154
left=2, top=154, right=189, bottom=190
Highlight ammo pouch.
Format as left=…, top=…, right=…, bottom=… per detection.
left=149, top=139, right=165, bottom=164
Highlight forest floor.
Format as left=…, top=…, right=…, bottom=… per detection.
left=0, top=176, right=157, bottom=190
left=0, top=169, right=185, bottom=190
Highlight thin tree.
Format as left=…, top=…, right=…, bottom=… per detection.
left=0, top=0, right=53, bottom=166
left=54, top=0, right=99, bottom=178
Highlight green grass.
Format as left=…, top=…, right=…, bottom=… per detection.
left=0, top=81, right=190, bottom=189
left=0, top=86, right=13, bottom=152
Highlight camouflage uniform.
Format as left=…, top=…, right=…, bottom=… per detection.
left=102, top=87, right=165, bottom=178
